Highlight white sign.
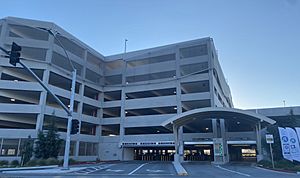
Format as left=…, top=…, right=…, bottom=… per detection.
left=278, top=127, right=293, bottom=161
left=266, top=134, right=274, bottom=144
left=286, top=127, right=300, bottom=162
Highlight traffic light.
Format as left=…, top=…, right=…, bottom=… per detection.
left=9, top=42, right=22, bottom=66
left=71, top=119, right=80, bottom=134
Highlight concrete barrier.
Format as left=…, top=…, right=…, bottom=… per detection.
left=172, top=161, right=188, bottom=176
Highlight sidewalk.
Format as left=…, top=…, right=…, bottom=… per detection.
left=1, top=166, right=87, bottom=174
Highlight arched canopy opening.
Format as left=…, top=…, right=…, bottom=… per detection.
left=161, top=107, right=276, bottom=130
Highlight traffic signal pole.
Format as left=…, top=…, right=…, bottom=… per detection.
left=1, top=42, right=76, bottom=169
left=21, top=60, right=76, bottom=169
left=18, top=60, right=71, bottom=115
left=20, top=60, right=76, bottom=169
left=63, top=69, right=76, bottom=169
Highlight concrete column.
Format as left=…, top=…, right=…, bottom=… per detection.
left=0, top=20, right=8, bottom=46
left=35, top=69, right=50, bottom=131
left=212, top=119, right=228, bottom=164
left=220, top=119, right=229, bottom=163
left=175, top=46, right=184, bottom=162
left=35, top=30, right=54, bottom=131
left=119, top=59, right=127, bottom=160
left=256, top=121, right=263, bottom=162
left=173, top=124, right=180, bottom=163
left=208, top=39, right=215, bottom=108
left=74, top=49, right=88, bottom=158
left=0, top=66, right=3, bottom=78
left=17, top=138, right=21, bottom=157
left=0, top=21, right=8, bottom=79
left=95, top=124, right=102, bottom=159
left=0, top=138, right=3, bottom=156
left=212, top=119, right=218, bottom=138
left=98, top=88, right=104, bottom=160
left=95, top=91, right=102, bottom=160
left=74, top=83, right=85, bottom=158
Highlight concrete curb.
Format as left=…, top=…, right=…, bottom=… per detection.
left=172, top=161, right=188, bottom=176
left=0, top=165, right=58, bottom=172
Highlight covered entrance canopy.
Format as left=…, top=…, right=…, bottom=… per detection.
left=160, top=107, right=276, bottom=164
left=162, top=107, right=276, bottom=129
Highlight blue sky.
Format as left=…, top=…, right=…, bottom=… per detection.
left=0, top=0, right=299, bottom=109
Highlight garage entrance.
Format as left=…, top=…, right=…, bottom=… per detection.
left=228, top=144, right=256, bottom=162
left=134, top=147, right=175, bottom=161
left=161, top=107, right=276, bottom=164
left=184, top=144, right=214, bottom=161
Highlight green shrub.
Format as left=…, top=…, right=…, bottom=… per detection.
left=0, top=160, right=9, bottom=166
left=25, top=159, right=38, bottom=167
left=46, top=158, right=59, bottom=165
left=275, top=159, right=294, bottom=168
left=257, top=160, right=272, bottom=167
left=0, top=160, right=8, bottom=166
left=69, top=158, right=77, bottom=164
left=59, top=158, right=77, bottom=166
left=59, top=159, right=64, bottom=166
left=10, top=160, right=19, bottom=166
left=37, top=159, right=47, bottom=166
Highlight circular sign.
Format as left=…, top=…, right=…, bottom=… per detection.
left=291, top=138, right=296, bottom=143
left=282, top=136, right=288, bottom=142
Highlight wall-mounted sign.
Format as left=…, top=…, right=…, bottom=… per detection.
left=213, top=138, right=223, bottom=156
left=266, top=134, right=274, bottom=144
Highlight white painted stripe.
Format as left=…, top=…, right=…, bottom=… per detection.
left=215, top=165, right=251, bottom=177
left=128, top=162, right=149, bottom=175
left=87, top=164, right=115, bottom=174
left=133, top=174, right=175, bottom=176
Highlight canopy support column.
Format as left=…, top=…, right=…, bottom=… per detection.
left=256, top=121, right=263, bottom=162
left=173, top=124, right=184, bottom=163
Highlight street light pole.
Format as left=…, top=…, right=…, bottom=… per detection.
left=63, top=69, right=76, bottom=169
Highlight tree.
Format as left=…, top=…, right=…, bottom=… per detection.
left=266, top=109, right=300, bottom=160
left=34, top=130, right=48, bottom=159
left=20, top=136, right=34, bottom=166
left=34, top=121, right=62, bottom=159
left=45, top=121, right=63, bottom=158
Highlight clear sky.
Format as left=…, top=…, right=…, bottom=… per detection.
left=0, top=0, right=299, bottom=109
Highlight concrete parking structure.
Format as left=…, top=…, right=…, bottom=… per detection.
left=0, top=17, right=300, bottom=165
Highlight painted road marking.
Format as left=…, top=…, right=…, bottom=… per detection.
left=73, top=164, right=115, bottom=174
left=215, top=165, right=251, bottom=177
left=128, top=162, right=150, bottom=175
left=106, top=168, right=124, bottom=172
left=146, top=169, right=165, bottom=173
left=87, top=164, right=115, bottom=174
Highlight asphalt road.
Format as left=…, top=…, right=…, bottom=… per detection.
left=183, top=162, right=299, bottom=178
left=73, top=161, right=176, bottom=176
left=0, top=161, right=298, bottom=178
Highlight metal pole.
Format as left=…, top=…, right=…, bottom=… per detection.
left=19, top=60, right=71, bottom=116
left=270, top=143, right=275, bottom=169
left=2, top=42, right=77, bottom=169
left=124, top=39, right=128, bottom=53
left=63, top=69, right=76, bottom=169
